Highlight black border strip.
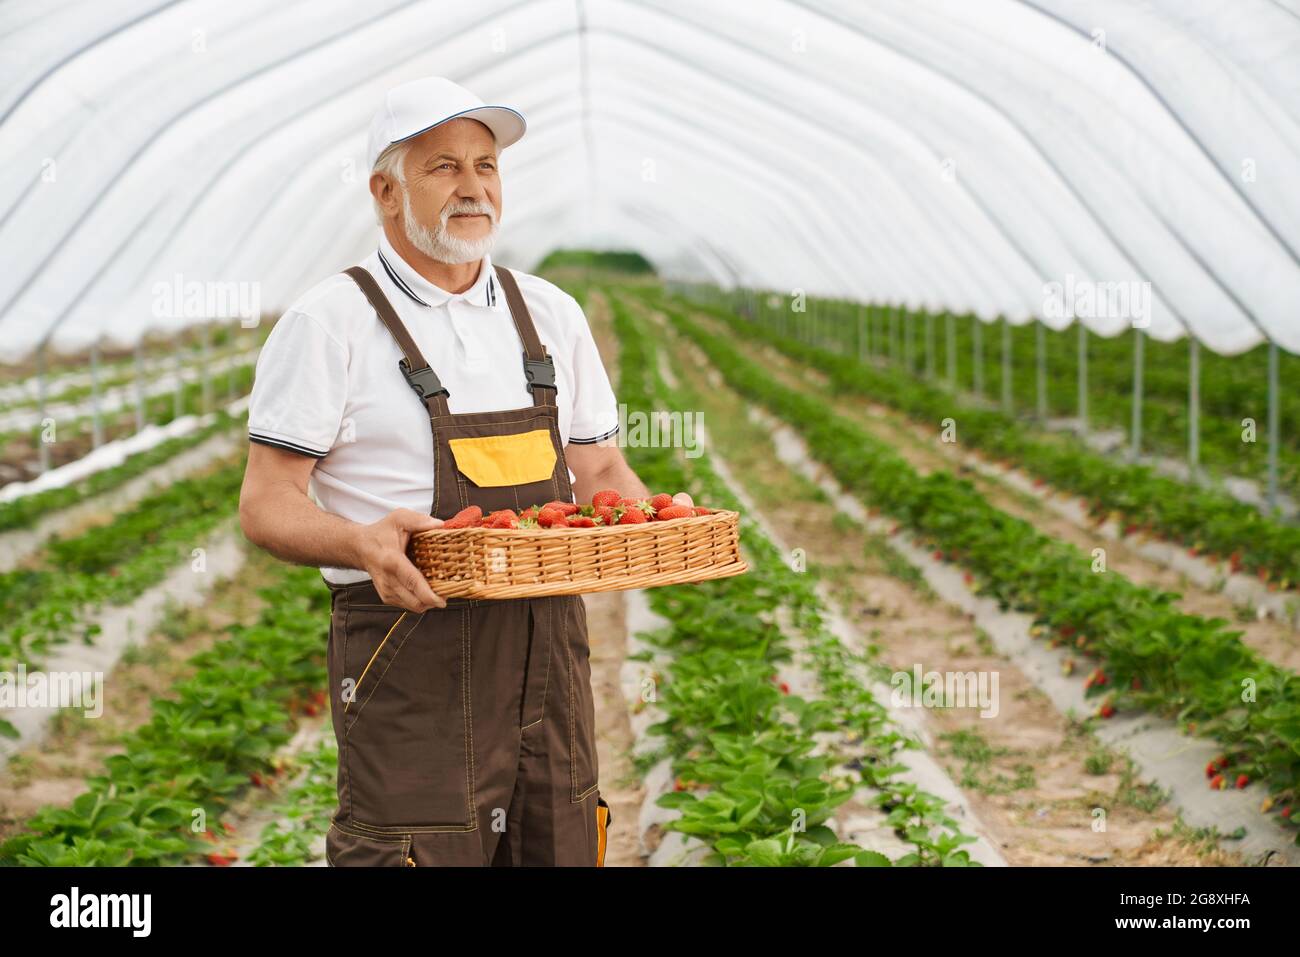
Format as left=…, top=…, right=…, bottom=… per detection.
left=377, top=248, right=429, bottom=307
left=568, top=424, right=620, bottom=445
left=249, top=432, right=328, bottom=458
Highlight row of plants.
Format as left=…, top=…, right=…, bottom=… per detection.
left=0, top=338, right=264, bottom=417
left=0, top=564, right=330, bottom=866
left=0, top=457, right=246, bottom=680
left=642, top=292, right=1300, bottom=837
left=718, top=289, right=1300, bottom=494
left=610, top=292, right=981, bottom=866
left=0, top=359, right=255, bottom=459
left=645, top=288, right=1300, bottom=592
left=0, top=320, right=268, bottom=407
left=0, top=408, right=245, bottom=533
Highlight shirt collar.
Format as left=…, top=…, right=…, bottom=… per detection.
left=376, top=230, right=502, bottom=312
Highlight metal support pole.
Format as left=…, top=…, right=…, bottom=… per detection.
left=972, top=316, right=984, bottom=397
left=90, top=338, right=103, bottom=450
left=1036, top=321, right=1047, bottom=420
left=1077, top=322, right=1089, bottom=437
left=1268, top=340, right=1279, bottom=514
left=946, top=312, right=957, bottom=387
left=857, top=305, right=867, bottom=362
left=37, top=344, right=50, bottom=474
left=134, top=340, right=146, bottom=432
left=173, top=339, right=184, bottom=421
left=904, top=309, right=914, bottom=371
left=1001, top=319, right=1012, bottom=413
left=925, top=313, right=935, bottom=379
left=1188, top=337, right=1200, bottom=479
left=889, top=308, right=899, bottom=364
left=1130, top=326, right=1144, bottom=460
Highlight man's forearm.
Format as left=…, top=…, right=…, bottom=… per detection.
left=571, top=455, right=650, bottom=505
left=240, top=480, right=372, bottom=572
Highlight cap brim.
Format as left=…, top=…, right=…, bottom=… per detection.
left=395, top=105, right=526, bottom=152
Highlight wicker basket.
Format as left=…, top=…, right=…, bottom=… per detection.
left=408, top=509, right=748, bottom=599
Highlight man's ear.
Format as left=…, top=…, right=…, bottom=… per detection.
left=369, top=171, right=401, bottom=220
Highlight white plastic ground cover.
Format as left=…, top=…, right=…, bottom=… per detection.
left=0, top=394, right=250, bottom=503
left=753, top=405, right=1300, bottom=865
left=0, top=0, right=1297, bottom=360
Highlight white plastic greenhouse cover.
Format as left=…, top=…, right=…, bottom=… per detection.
left=1, top=0, right=1299, bottom=362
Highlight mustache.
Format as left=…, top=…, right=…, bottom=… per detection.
left=442, top=200, right=496, bottom=224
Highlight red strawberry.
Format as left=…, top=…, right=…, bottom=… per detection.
left=206, top=852, right=236, bottom=867
left=249, top=772, right=265, bottom=788
left=692, top=506, right=714, bottom=516
left=1210, top=774, right=1226, bottom=790
left=442, top=505, right=483, bottom=529
left=1217, top=756, right=1230, bottom=769
left=779, top=682, right=790, bottom=694
left=489, top=513, right=519, bottom=529
left=932, top=549, right=944, bottom=560
left=617, top=508, right=648, bottom=525
left=1099, top=703, right=1116, bottom=718
left=592, top=489, right=622, bottom=509
left=545, top=501, right=580, bottom=516
left=537, top=508, right=566, bottom=528
left=568, top=516, right=597, bottom=528
left=1283, top=807, right=1293, bottom=819
left=649, top=493, right=675, bottom=512
left=654, top=505, right=694, bottom=521
left=1236, top=774, right=1249, bottom=789
left=594, top=505, right=616, bottom=526
left=519, top=507, right=538, bottom=521
left=1206, top=761, right=1218, bottom=778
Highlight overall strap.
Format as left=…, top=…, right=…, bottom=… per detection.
left=493, top=265, right=558, bottom=408
left=343, top=266, right=452, bottom=418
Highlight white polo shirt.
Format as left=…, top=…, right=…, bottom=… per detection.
left=247, top=232, right=621, bottom=584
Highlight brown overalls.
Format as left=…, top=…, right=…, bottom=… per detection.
left=322, top=264, right=611, bottom=867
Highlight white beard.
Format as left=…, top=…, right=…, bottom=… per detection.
left=403, top=192, right=498, bottom=264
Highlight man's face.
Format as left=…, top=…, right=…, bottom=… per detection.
left=374, top=117, right=502, bottom=263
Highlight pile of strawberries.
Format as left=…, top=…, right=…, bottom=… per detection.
left=441, top=490, right=715, bottom=530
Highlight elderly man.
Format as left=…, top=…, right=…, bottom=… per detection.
left=238, top=77, right=690, bottom=867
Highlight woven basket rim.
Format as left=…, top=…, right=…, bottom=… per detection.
left=410, top=507, right=741, bottom=542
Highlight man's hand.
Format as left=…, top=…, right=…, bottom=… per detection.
left=357, top=508, right=448, bottom=612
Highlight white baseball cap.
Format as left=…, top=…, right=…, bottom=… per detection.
left=365, top=76, right=526, bottom=172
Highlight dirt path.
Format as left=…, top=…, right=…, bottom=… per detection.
left=621, top=292, right=1238, bottom=866
left=680, top=305, right=1300, bottom=673
left=582, top=289, right=647, bottom=866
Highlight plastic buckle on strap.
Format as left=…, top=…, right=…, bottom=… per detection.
left=399, top=357, right=449, bottom=401
left=523, top=353, right=557, bottom=393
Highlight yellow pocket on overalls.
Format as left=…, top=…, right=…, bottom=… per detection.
left=447, top=429, right=557, bottom=487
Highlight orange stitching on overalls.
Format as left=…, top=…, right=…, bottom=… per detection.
left=520, top=598, right=553, bottom=732
left=345, top=612, right=426, bottom=722
left=341, top=594, right=353, bottom=821
left=570, top=595, right=598, bottom=803
left=462, top=605, right=478, bottom=828
left=343, top=611, right=409, bottom=715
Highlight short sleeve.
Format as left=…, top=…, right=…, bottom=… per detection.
left=564, top=295, right=620, bottom=444
left=247, top=309, right=348, bottom=458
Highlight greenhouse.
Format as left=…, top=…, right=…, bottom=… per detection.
left=0, top=0, right=1298, bottom=898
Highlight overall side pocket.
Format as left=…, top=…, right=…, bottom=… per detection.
left=340, top=605, right=475, bottom=830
